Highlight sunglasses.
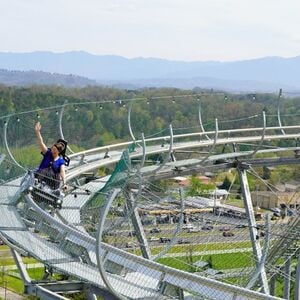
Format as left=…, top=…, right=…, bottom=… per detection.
left=53, top=143, right=65, bottom=153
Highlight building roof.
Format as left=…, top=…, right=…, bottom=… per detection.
left=198, top=175, right=210, bottom=180
left=193, top=260, right=209, bottom=268
left=285, top=182, right=300, bottom=191
left=275, top=184, right=285, bottom=192
left=204, top=172, right=214, bottom=177
left=173, top=176, right=188, bottom=181
left=203, top=268, right=223, bottom=276
left=211, top=189, right=229, bottom=196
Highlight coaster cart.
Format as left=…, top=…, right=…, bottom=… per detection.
left=20, top=139, right=70, bottom=210
left=21, top=170, right=64, bottom=209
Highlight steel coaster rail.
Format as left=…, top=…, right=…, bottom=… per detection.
left=65, top=135, right=300, bottom=184
left=59, top=101, right=75, bottom=154
left=2, top=104, right=299, bottom=298
left=200, top=118, right=219, bottom=164
left=67, top=124, right=300, bottom=162
left=198, top=99, right=210, bottom=140
left=21, top=188, right=282, bottom=299
left=251, top=111, right=266, bottom=157
left=76, top=126, right=300, bottom=164
left=4, top=141, right=293, bottom=299
left=277, top=89, right=286, bottom=135
left=19, top=134, right=292, bottom=298
left=3, top=117, right=26, bottom=171
left=127, top=101, right=136, bottom=142
left=141, top=124, right=174, bottom=176
left=95, top=188, right=127, bottom=300
left=62, top=133, right=298, bottom=296
left=4, top=123, right=300, bottom=177
left=139, top=133, right=146, bottom=169
left=0, top=102, right=299, bottom=299
left=92, top=190, right=282, bottom=300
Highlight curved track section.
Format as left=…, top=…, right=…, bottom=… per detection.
left=1, top=99, right=299, bottom=299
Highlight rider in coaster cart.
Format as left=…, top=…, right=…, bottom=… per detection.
left=34, top=122, right=69, bottom=190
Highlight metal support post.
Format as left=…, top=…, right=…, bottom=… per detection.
left=88, top=285, right=119, bottom=300
left=283, top=257, right=291, bottom=299
left=170, top=151, right=176, bottom=162
left=0, top=154, right=5, bottom=166
left=237, top=163, right=269, bottom=294
left=295, top=253, right=300, bottom=300
left=270, top=274, right=276, bottom=296
left=124, top=188, right=151, bottom=259
left=10, top=248, right=31, bottom=291
left=232, top=143, right=237, bottom=153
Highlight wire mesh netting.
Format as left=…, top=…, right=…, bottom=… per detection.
left=0, top=94, right=299, bottom=299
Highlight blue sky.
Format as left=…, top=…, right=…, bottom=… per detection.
left=1, top=0, right=300, bottom=61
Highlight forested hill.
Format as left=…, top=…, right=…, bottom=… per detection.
left=1, top=85, right=300, bottom=150
left=0, top=69, right=97, bottom=87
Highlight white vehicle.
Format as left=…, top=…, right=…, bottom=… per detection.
left=188, top=227, right=201, bottom=233
left=182, top=223, right=194, bottom=229
left=149, top=237, right=159, bottom=242
left=126, top=242, right=137, bottom=248
left=270, top=207, right=281, bottom=214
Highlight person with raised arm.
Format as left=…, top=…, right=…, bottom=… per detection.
left=34, top=122, right=68, bottom=190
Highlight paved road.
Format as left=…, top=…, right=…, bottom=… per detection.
left=0, top=286, right=24, bottom=300
left=0, top=247, right=31, bottom=300
left=0, top=249, right=11, bottom=258
left=164, top=247, right=252, bottom=257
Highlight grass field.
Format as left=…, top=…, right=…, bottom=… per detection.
left=0, top=243, right=295, bottom=299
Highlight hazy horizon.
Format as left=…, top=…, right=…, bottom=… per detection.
left=0, top=49, right=299, bottom=64
left=1, top=1, right=300, bottom=62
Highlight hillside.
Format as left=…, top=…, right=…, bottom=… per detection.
left=0, top=51, right=300, bottom=92
left=0, top=69, right=97, bottom=87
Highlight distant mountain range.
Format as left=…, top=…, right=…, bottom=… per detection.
left=0, top=69, right=97, bottom=87
left=0, top=51, right=299, bottom=92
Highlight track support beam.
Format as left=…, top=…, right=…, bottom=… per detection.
left=124, top=188, right=151, bottom=259
left=237, top=162, right=269, bottom=294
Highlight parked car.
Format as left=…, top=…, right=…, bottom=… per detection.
left=270, top=208, right=281, bottom=214
left=219, top=226, right=230, bottom=231
left=182, top=223, right=194, bottom=229
left=150, top=228, right=161, bottom=234
left=287, top=209, right=297, bottom=216
left=223, top=231, right=234, bottom=237
left=128, top=231, right=136, bottom=237
left=236, top=224, right=247, bottom=228
left=149, top=237, right=159, bottom=242
left=160, top=237, right=171, bottom=243
left=202, top=224, right=213, bottom=230
left=178, top=239, right=191, bottom=244
left=188, top=227, right=201, bottom=233
left=107, top=231, right=117, bottom=236
left=126, top=242, right=137, bottom=248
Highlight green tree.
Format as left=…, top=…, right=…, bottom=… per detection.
left=186, top=175, right=215, bottom=196
left=219, top=176, right=232, bottom=190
